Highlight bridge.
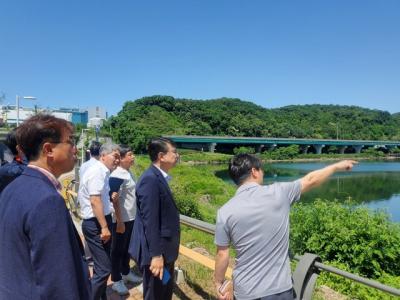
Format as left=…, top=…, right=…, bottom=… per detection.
left=165, top=135, right=400, bottom=154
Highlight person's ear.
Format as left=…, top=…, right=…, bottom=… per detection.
left=251, top=167, right=258, bottom=178
left=158, top=152, right=164, bottom=162
left=42, top=142, right=54, bottom=157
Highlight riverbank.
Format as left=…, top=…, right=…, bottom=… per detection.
left=132, top=154, right=400, bottom=299
left=179, top=149, right=399, bottom=165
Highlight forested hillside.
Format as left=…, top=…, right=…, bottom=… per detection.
left=105, top=96, right=400, bottom=152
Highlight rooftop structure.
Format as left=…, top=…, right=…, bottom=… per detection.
left=0, top=105, right=105, bottom=127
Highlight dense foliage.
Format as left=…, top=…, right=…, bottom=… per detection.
left=105, top=95, right=400, bottom=152
left=291, top=200, right=400, bottom=278
left=291, top=200, right=400, bottom=299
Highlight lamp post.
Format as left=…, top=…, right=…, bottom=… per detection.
left=16, top=95, right=36, bottom=126
left=81, top=128, right=90, bottom=164
left=329, top=122, right=339, bottom=140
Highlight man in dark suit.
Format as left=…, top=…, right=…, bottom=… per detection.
left=0, top=115, right=91, bottom=300
left=0, top=128, right=27, bottom=193
left=129, top=137, right=180, bottom=300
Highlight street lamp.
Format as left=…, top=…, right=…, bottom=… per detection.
left=16, top=95, right=36, bottom=126
left=81, top=128, right=90, bottom=164
left=329, top=122, right=339, bottom=140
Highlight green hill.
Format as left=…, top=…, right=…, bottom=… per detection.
left=105, top=95, right=400, bottom=152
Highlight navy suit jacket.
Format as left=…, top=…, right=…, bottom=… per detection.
left=0, top=167, right=91, bottom=300
left=0, top=158, right=27, bottom=193
left=129, top=165, right=180, bottom=267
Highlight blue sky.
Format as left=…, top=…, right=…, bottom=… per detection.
left=1, top=0, right=399, bottom=115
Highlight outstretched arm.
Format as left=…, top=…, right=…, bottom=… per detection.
left=301, top=160, right=357, bottom=193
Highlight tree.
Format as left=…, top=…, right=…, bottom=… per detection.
left=106, top=96, right=400, bottom=152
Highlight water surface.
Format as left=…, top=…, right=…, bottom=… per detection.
left=216, top=161, right=400, bottom=222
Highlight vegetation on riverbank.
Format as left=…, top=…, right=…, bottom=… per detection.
left=131, top=153, right=400, bottom=299
left=178, top=146, right=391, bottom=164
left=291, top=200, right=400, bottom=299
left=133, top=154, right=235, bottom=223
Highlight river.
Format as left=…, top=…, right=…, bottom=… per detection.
left=216, top=161, right=400, bottom=222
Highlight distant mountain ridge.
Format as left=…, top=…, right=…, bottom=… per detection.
left=107, top=95, right=400, bottom=152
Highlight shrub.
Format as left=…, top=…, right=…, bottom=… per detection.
left=263, top=145, right=300, bottom=160
left=174, top=195, right=203, bottom=219
left=233, top=146, right=255, bottom=155
left=290, top=200, right=400, bottom=278
left=362, top=147, right=386, bottom=157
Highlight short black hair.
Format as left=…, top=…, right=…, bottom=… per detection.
left=119, top=144, right=133, bottom=158
left=228, top=154, right=262, bottom=185
left=148, top=137, right=176, bottom=162
left=89, top=141, right=102, bottom=156
left=16, top=114, right=73, bottom=161
left=4, top=128, right=18, bottom=156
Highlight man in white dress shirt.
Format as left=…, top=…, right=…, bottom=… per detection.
left=80, top=141, right=102, bottom=177
left=78, top=143, right=120, bottom=300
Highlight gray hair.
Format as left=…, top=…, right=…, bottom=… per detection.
left=99, top=143, right=120, bottom=156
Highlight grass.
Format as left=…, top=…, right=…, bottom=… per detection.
left=178, top=150, right=232, bottom=163
left=130, top=150, right=400, bottom=299
left=132, top=152, right=235, bottom=223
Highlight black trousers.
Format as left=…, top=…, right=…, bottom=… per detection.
left=82, top=215, right=112, bottom=300
left=256, top=288, right=295, bottom=300
left=111, top=220, right=134, bottom=282
left=142, top=261, right=175, bottom=300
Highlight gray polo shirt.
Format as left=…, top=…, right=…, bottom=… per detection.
left=215, top=180, right=302, bottom=300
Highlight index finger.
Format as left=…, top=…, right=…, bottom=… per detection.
left=348, top=160, right=358, bottom=169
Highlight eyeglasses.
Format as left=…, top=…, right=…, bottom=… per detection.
left=50, top=139, right=76, bottom=146
left=162, top=150, right=178, bottom=155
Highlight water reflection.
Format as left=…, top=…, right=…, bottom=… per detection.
left=298, top=173, right=400, bottom=205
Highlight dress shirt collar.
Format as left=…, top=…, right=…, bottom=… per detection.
left=153, top=164, right=172, bottom=183
left=88, top=157, right=98, bottom=164
left=99, top=161, right=111, bottom=175
left=28, top=165, right=62, bottom=191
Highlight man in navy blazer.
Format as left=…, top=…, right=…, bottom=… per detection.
left=0, top=115, right=91, bottom=300
left=129, top=137, right=180, bottom=300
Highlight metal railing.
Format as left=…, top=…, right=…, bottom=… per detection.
left=179, top=214, right=400, bottom=299
left=63, top=169, right=400, bottom=298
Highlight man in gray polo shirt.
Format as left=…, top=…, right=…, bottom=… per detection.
left=214, top=154, right=356, bottom=300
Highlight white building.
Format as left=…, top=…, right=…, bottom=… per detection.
left=50, top=111, right=73, bottom=122
left=87, top=106, right=107, bottom=128
left=0, top=105, right=106, bottom=127
left=0, top=106, right=36, bottom=125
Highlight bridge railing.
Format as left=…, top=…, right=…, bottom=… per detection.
left=179, top=214, right=400, bottom=299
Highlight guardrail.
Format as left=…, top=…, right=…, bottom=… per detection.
left=179, top=214, right=400, bottom=299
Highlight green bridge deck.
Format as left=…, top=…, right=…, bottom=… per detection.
left=165, top=135, right=400, bottom=147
